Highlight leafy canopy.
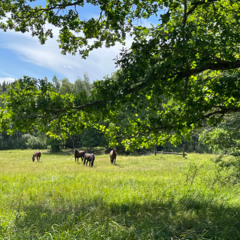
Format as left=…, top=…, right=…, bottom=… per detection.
left=1, top=0, right=240, bottom=149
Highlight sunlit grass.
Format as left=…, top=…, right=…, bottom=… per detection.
left=0, top=150, right=239, bottom=239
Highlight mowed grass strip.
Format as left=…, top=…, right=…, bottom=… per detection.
left=0, top=150, right=240, bottom=239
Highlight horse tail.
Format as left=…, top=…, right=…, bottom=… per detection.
left=91, top=154, right=95, bottom=167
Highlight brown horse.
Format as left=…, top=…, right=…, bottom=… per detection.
left=74, top=149, right=85, bottom=163
left=32, top=151, right=41, bottom=162
left=84, top=153, right=95, bottom=167
left=110, top=148, right=117, bottom=164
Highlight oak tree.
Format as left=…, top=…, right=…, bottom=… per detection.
left=1, top=0, right=240, bottom=149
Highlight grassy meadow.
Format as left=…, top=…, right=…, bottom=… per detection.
left=0, top=150, right=240, bottom=239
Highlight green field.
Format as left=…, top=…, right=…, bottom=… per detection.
left=0, top=150, right=239, bottom=239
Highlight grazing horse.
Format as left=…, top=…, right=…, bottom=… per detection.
left=110, top=148, right=117, bottom=164
left=74, top=149, right=85, bottom=163
left=84, top=153, right=95, bottom=167
left=32, top=151, right=41, bottom=162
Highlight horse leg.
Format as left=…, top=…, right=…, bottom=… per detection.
left=91, top=155, right=95, bottom=167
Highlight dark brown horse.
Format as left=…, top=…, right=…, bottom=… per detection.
left=74, top=149, right=85, bottom=163
left=32, top=151, right=41, bottom=162
left=84, top=153, right=95, bottom=167
left=110, top=148, right=117, bottom=164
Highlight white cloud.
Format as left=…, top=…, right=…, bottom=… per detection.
left=63, top=65, right=73, bottom=70
left=1, top=27, right=131, bottom=82
left=0, top=77, right=16, bottom=84
left=0, top=6, right=159, bottom=84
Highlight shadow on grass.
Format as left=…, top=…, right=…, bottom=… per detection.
left=4, top=196, right=240, bottom=240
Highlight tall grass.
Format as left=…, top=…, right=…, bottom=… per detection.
left=0, top=150, right=239, bottom=239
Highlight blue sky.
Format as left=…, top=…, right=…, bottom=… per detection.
left=0, top=1, right=158, bottom=85
left=0, top=25, right=123, bottom=84
left=0, top=2, right=126, bottom=84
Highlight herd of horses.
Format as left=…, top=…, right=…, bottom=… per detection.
left=74, top=149, right=95, bottom=167
left=32, top=148, right=117, bottom=167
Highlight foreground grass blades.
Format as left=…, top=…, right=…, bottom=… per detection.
left=0, top=150, right=240, bottom=239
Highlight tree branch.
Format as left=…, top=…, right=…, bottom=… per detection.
left=35, top=0, right=84, bottom=13
left=202, top=107, right=240, bottom=120
left=177, top=59, right=240, bottom=79
left=73, top=99, right=105, bottom=111
left=186, top=0, right=217, bottom=16
left=122, top=58, right=240, bottom=98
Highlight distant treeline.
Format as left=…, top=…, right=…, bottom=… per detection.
left=0, top=130, right=212, bottom=154
left=0, top=75, right=212, bottom=154
left=0, top=75, right=107, bottom=151
left=0, top=129, right=107, bottom=152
